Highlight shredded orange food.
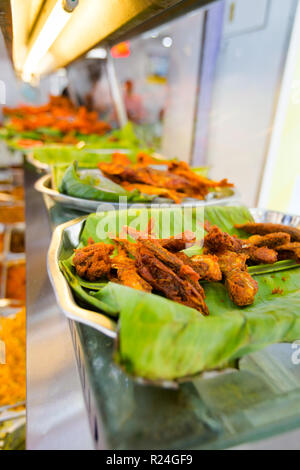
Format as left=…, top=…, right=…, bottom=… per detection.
left=0, top=308, right=26, bottom=407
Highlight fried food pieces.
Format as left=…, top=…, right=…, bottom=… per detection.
left=235, top=222, right=300, bottom=243
left=235, top=223, right=300, bottom=263
left=73, top=242, right=114, bottom=281
left=111, top=243, right=152, bottom=292
left=135, top=245, right=209, bottom=314
left=204, top=224, right=278, bottom=264
left=97, top=152, right=233, bottom=203
left=72, top=219, right=299, bottom=314
left=217, top=251, right=258, bottom=306
left=204, top=226, right=259, bottom=306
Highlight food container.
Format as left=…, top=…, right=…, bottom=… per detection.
left=47, top=207, right=300, bottom=339
left=0, top=222, right=26, bottom=305
left=35, top=173, right=240, bottom=214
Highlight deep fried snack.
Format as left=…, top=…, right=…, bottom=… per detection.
left=176, top=252, right=222, bottom=282
left=98, top=157, right=233, bottom=203
left=111, top=244, right=152, bottom=292
left=276, top=242, right=300, bottom=263
left=167, top=161, right=233, bottom=189
left=205, top=225, right=278, bottom=264
left=204, top=225, right=245, bottom=253
left=190, top=254, right=223, bottom=282
left=73, top=243, right=114, bottom=281
left=138, top=238, right=203, bottom=289
left=235, top=223, right=300, bottom=242
left=120, top=182, right=184, bottom=203
left=135, top=246, right=209, bottom=315
left=217, top=251, right=248, bottom=273
left=225, top=271, right=259, bottom=307
left=217, top=251, right=258, bottom=306
left=247, top=232, right=291, bottom=248
left=246, top=246, right=278, bottom=264
left=159, top=231, right=197, bottom=252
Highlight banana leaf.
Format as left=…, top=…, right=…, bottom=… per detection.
left=59, top=162, right=156, bottom=203
left=59, top=206, right=300, bottom=380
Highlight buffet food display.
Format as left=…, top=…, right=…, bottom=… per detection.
left=0, top=163, right=26, bottom=450
left=53, top=205, right=300, bottom=382
left=1, top=92, right=299, bottom=449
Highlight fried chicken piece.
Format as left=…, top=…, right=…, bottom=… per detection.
left=138, top=238, right=202, bottom=287
left=276, top=242, right=300, bottom=263
left=111, top=244, right=152, bottom=292
left=136, top=152, right=171, bottom=166
left=167, top=161, right=233, bottom=189
left=73, top=243, right=114, bottom=281
left=217, top=251, right=248, bottom=273
left=225, top=271, right=259, bottom=307
left=246, top=246, right=278, bottom=264
left=98, top=162, right=190, bottom=191
left=204, top=225, right=245, bottom=253
left=205, top=225, right=278, bottom=264
left=120, top=182, right=184, bottom=203
left=135, top=245, right=209, bottom=315
left=217, top=251, right=258, bottom=306
left=235, top=223, right=300, bottom=242
left=111, top=152, right=132, bottom=166
left=176, top=252, right=222, bottom=282
left=247, top=232, right=291, bottom=248
left=190, top=254, right=223, bottom=282
left=159, top=231, right=197, bottom=252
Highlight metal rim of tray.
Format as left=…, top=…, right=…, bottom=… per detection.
left=35, top=173, right=240, bottom=213
left=26, top=148, right=133, bottom=173
left=47, top=215, right=117, bottom=338
left=48, top=208, right=300, bottom=339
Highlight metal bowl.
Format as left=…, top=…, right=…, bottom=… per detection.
left=48, top=208, right=300, bottom=339
left=36, top=173, right=240, bottom=213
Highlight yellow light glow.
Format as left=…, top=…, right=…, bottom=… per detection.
left=11, top=0, right=158, bottom=78
left=22, top=0, right=72, bottom=81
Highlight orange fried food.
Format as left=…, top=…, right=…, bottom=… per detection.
left=176, top=252, right=222, bottom=282
left=276, top=242, right=300, bottom=263
left=204, top=224, right=278, bottom=264
left=235, top=223, right=300, bottom=242
left=225, top=271, right=259, bottom=307
left=167, top=161, right=233, bottom=189
left=73, top=243, right=114, bottom=281
left=217, top=251, right=258, bottom=306
left=190, top=254, right=222, bottom=282
left=247, top=232, right=291, bottom=248
left=4, top=95, right=111, bottom=137
left=217, top=251, right=248, bottom=274
left=111, top=244, right=152, bottom=292
left=204, top=225, right=245, bottom=254
left=111, top=152, right=132, bottom=166
left=159, top=231, right=197, bottom=252
left=246, top=246, right=278, bottom=264
left=135, top=245, right=209, bottom=315
left=120, top=182, right=184, bottom=203
left=98, top=157, right=234, bottom=203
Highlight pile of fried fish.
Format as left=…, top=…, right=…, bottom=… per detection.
left=73, top=221, right=300, bottom=316
left=98, top=152, right=233, bottom=203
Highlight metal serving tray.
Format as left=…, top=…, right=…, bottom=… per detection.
left=36, top=173, right=240, bottom=213
left=47, top=208, right=300, bottom=339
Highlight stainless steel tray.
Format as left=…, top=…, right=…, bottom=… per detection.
left=48, top=208, right=300, bottom=339
left=36, top=173, right=240, bottom=213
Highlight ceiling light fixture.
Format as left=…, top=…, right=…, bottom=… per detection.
left=22, top=0, right=79, bottom=81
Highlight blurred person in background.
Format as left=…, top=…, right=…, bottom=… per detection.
left=85, top=63, right=112, bottom=120
left=123, top=79, right=144, bottom=123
